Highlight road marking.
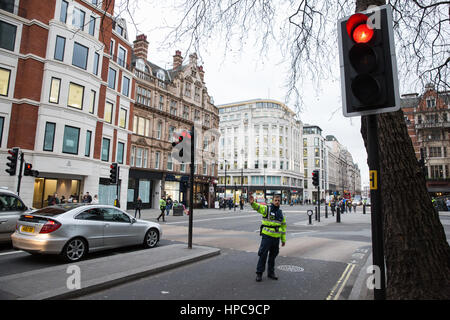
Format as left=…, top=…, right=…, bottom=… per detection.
left=0, top=250, right=24, bottom=256
left=326, top=263, right=356, bottom=300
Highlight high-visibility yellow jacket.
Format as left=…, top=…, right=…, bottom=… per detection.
left=159, top=199, right=166, bottom=210
left=251, top=202, right=286, bottom=243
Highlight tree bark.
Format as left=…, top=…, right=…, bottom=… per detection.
left=357, top=0, right=450, bottom=300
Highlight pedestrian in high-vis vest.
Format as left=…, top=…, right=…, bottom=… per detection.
left=249, top=194, right=286, bottom=282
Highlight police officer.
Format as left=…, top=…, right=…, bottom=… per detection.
left=249, top=194, right=286, bottom=282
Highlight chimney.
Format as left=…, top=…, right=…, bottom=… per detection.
left=133, top=34, right=149, bottom=60
left=173, top=50, right=183, bottom=69
left=198, top=65, right=204, bottom=82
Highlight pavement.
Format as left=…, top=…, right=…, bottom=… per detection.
left=1, top=205, right=445, bottom=300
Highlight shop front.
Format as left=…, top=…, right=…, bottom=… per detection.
left=127, top=169, right=161, bottom=210
left=33, top=176, right=82, bottom=208
left=164, top=174, right=189, bottom=205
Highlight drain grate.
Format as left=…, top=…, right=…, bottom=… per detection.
left=277, top=265, right=304, bottom=272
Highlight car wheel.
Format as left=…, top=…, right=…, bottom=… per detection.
left=143, top=228, right=159, bottom=248
left=62, top=238, right=87, bottom=262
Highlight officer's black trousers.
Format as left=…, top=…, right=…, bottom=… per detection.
left=256, top=235, right=280, bottom=274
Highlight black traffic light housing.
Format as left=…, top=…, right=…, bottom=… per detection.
left=312, top=170, right=320, bottom=187
left=110, top=163, right=118, bottom=184
left=171, top=129, right=192, bottom=163
left=5, top=147, right=19, bottom=176
left=338, top=5, right=400, bottom=117
left=23, top=163, right=39, bottom=177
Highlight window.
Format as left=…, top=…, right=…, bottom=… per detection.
left=117, top=142, right=125, bottom=164
left=426, top=97, right=436, bottom=108
left=0, top=20, right=16, bottom=51
left=43, top=122, right=56, bottom=151
left=60, top=0, right=68, bottom=23
left=54, top=36, right=66, bottom=61
left=122, top=76, right=130, bottom=96
left=62, top=126, right=80, bottom=155
left=104, top=102, right=113, bottom=123
left=85, top=130, right=92, bottom=157
left=72, top=42, right=89, bottom=70
left=157, top=121, right=162, bottom=139
left=75, top=208, right=103, bottom=221
left=89, top=90, right=96, bottom=114
left=88, top=16, right=95, bottom=36
left=430, top=165, right=444, bottom=179
left=68, top=83, right=84, bottom=109
left=118, top=47, right=126, bottom=67
left=135, top=147, right=142, bottom=167
left=119, top=108, right=127, bottom=128
left=0, top=194, right=26, bottom=212
left=116, top=24, right=124, bottom=37
left=0, top=67, right=11, bottom=96
left=102, top=208, right=130, bottom=223
left=0, top=116, right=4, bottom=147
left=49, top=78, right=61, bottom=103
left=93, top=52, right=99, bottom=75
left=108, top=68, right=116, bottom=89
left=167, top=154, right=173, bottom=171
left=72, top=7, right=85, bottom=31
left=101, top=138, right=110, bottom=161
left=155, top=152, right=160, bottom=169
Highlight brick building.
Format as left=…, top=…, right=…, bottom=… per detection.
left=402, top=84, right=450, bottom=196
left=129, top=34, right=219, bottom=209
left=0, top=0, right=134, bottom=208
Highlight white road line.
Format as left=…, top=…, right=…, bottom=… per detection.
left=0, top=250, right=24, bottom=256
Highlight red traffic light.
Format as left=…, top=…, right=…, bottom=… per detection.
left=25, top=163, right=32, bottom=170
left=346, top=13, right=374, bottom=43
left=352, top=23, right=374, bottom=43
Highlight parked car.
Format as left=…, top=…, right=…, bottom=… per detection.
left=0, top=188, right=33, bottom=242
left=12, top=203, right=162, bottom=262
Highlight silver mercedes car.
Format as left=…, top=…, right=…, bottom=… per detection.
left=11, top=203, right=162, bottom=262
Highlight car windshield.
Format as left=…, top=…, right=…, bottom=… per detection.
left=32, top=203, right=88, bottom=217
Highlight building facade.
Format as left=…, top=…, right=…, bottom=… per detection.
left=402, top=84, right=450, bottom=196
left=0, top=0, right=134, bottom=208
left=325, top=135, right=362, bottom=198
left=129, top=35, right=219, bottom=209
left=218, top=99, right=303, bottom=204
left=303, top=125, right=328, bottom=202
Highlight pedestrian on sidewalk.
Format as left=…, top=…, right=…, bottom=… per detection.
left=157, top=196, right=166, bottom=222
left=249, top=194, right=286, bottom=282
left=134, top=196, right=142, bottom=219
left=166, top=196, right=173, bottom=216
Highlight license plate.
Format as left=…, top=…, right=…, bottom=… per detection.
left=21, top=226, right=35, bottom=233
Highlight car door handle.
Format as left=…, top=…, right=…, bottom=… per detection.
left=104, top=223, right=110, bottom=228
left=0, top=220, right=7, bottom=224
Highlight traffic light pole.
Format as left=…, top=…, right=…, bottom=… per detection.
left=367, top=114, right=386, bottom=300
left=17, top=152, right=24, bottom=196
left=317, top=184, right=320, bottom=222
left=116, top=166, right=120, bottom=208
left=188, top=125, right=194, bottom=249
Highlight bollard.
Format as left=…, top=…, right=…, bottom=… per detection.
left=315, top=207, right=318, bottom=221
left=336, top=206, right=341, bottom=223
left=307, top=210, right=313, bottom=225
left=325, top=205, right=328, bottom=218
left=363, top=204, right=366, bottom=214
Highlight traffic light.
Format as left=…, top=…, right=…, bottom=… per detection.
left=23, top=163, right=39, bottom=177
left=109, top=163, right=118, bottom=184
left=338, top=5, right=400, bottom=117
left=171, top=129, right=192, bottom=163
left=5, top=147, right=19, bottom=176
left=312, top=170, right=319, bottom=187
left=24, top=163, right=32, bottom=176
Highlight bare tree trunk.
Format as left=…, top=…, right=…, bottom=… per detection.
left=358, top=0, right=450, bottom=299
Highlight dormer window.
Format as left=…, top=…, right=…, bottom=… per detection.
left=156, top=70, right=165, bottom=81
left=426, top=97, right=436, bottom=108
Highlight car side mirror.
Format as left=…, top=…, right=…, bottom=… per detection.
left=131, top=218, right=137, bottom=224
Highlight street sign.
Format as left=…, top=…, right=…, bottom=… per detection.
left=370, top=170, right=378, bottom=190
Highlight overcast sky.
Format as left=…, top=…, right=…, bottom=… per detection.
left=119, top=1, right=371, bottom=187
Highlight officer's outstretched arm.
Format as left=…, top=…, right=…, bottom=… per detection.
left=249, top=195, right=267, bottom=216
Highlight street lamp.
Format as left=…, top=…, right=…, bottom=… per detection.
left=224, top=159, right=227, bottom=210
